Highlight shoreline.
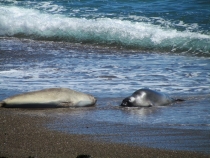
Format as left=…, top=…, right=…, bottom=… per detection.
left=0, top=108, right=209, bottom=158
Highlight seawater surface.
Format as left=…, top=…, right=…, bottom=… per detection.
left=0, top=38, right=210, bottom=153
left=0, top=0, right=210, bottom=154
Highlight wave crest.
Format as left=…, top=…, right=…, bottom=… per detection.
left=0, top=6, right=210, bottom=55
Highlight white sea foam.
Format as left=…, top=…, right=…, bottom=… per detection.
left=0, top=6, right=209, bottom=53
left=33, top=2, right=67, bottom=13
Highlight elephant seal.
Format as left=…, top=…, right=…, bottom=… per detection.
left=0, top=88, right=97, bottom=108
left=120, top=88, right=184, bottom=107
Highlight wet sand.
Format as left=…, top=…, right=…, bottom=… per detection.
left=0, top=108, right=209, bottom=158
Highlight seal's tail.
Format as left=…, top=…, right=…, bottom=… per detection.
left=0, top=101, right=6, bottom=107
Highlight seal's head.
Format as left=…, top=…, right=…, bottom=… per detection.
left=120, top=96, right=136, bottom=107
left=76, top=94, right=97, bottom=107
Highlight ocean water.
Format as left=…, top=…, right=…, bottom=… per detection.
left=0, top=0, right=210, bottom=154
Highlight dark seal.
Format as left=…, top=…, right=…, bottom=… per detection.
left=121, top=88, right=184, bottom=107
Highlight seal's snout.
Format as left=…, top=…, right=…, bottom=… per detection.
left=120, top=101, right=127, bottom=107
left=93, top=97, right=97, bottom=104
left=120, top=98, right=129, bottom=107
left=89, top=95, right=97, bottom=105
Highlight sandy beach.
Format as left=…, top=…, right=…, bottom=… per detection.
left=1, top=0, right=210, bottom=157
left=0, top=108, right=209, bottom=158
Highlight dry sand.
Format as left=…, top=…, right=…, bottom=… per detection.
left=0, top=108, right=209, bottom=158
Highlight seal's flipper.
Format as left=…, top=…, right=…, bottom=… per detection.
left=174, top=98, right=185, bottom=102
left=148, top=101, right=154, bottom=107
left=59, top=102, right=74, bottom=107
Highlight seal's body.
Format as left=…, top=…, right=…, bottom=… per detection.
left=0, top=88, right=96, bottom=108
left=120, top=89, right=183, bottom=107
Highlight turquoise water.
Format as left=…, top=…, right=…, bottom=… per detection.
left=0, top=0, right=210, bottom=154
left=0, top=0, right=210, bottom=55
